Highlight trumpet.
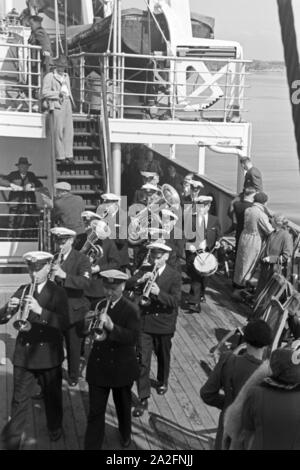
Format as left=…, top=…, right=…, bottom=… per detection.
left=48, top=250, right=63, bottom=281
left=139, top=262, right=160, bottom=307
left=12, top=276, right=37, bottom=332
left=88, top=296, right=112, bottom=342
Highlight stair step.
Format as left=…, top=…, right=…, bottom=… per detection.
left=73, top=146, right=100, bottom=151
left=73, top=190, right=101, bottom=195
left=71, top=160, right=102, bottom=166
left=56, top=175, right=104, bottom=180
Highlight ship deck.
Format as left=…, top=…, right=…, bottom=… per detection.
left=0, top=272, right=249, bottom=451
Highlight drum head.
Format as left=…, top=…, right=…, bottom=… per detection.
left=193, top=252, right=218, bottom=276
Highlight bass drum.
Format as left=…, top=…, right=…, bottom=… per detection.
left=193, top=252, right=218, bottom=277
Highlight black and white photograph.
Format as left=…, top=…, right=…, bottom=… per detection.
left=0, top=0, right=300, bottom=455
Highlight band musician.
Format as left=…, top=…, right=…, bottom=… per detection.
left=126, top=241, right=182, bottom=417
left=185, top=195, right=221, bottom=312
left=0, top=251, right=69, bottom=449
left=84, top=270, right=140, bottom=450
left=133, top=171, right=160, bottom=205
left=80, top=211, right=120, bottom=307
left=50, top=227, right=91, bottom=387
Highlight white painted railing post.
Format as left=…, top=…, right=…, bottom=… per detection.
left=197, top=144, right=205, bottom=175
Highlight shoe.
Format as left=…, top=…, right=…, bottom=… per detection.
left=68, top=379, right=78, bottom=387
left=156, top=384, right=168, bottom=395
left=120, top=436, right=131, bottom=448
left=132, top=399, right=148, bottom=417
left=49, top=428, right=63, bottom=442
left=186, top=303, right=201, bottom=313
left=200, top=295, right=206, bottom=303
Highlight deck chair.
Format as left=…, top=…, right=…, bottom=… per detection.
left=252, top=272, right=291, bottom=320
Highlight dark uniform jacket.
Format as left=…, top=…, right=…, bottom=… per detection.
left=186, top=213, right=221, bottom=251
left=126, top=264, right=181, bottom=335
left=55, top=248, right=91, bottom=324
left=86, top=296, right=140, bottom=387
left=0, top=280, right=68, bottom=369
left=84, top=237, right=121, bottom=298
left=53, top=193, right=85, bottom=235
left=28, top=26, right=53, bottom=73
left=244, top=167, right=263, bottom=192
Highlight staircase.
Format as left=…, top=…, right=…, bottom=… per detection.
left=56, top=114, right=108, bottom=210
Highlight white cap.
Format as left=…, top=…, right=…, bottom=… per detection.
left=146, top=240, right=172, bottom=252
left=142, top=183, right=160, bottom=192
left=190, top=180, right=204, bottom=189
left=194, top=195, right=213, bottom=204
left=100, top=269, right=129, bottom=283
left=81, top=211, right=102, bottom=220
left=141, top=171, right=158, bottom=178
left=50, top=227, right=76, bottom=238
left=101, top=193, right=121, bottom=202
left=54, top=182, right=72, bottom=191
left=23, top=251, right=53, bottom=262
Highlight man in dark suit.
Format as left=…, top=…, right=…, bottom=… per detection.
left=50, top=227, right=91, bottom=387
left=0, top=251, right=69, bottom=449
left=240, top=157, right=263, bottom=192
left=84, top=270, right=140, bottom=450
left=185, top=195, right=221, bottom=312
left=52, top=182, right=86, bottom=248
left=127, top=241, right=182, bottom=417
left=6, top=157, right=43, bottom=237
left=28, top=15, right=52, bottom=76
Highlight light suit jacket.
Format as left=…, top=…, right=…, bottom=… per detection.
left=42, top=71, right=75, bottom=110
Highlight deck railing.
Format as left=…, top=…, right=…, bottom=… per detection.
left=69, top=51, right=251, bottom=122
left=0, top=41, right=41, bottom=113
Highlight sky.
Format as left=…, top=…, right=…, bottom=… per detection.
left=10, top=0, right=300, bottom=61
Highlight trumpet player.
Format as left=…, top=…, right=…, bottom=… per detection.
left=126, top=241, right=182, bottom=417
left=84, top=270, right=140, bottom=450
left=133, top=171, right=160, bottom=205
left=0, top=251, right=69, bottom=449
left=50, top=227, right=91, bottom=387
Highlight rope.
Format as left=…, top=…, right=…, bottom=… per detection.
left=277, top=0, right=300, bottom=171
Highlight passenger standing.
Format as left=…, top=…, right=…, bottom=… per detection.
left=233, top=192, right=274, bottom=293
left=28, top=15, right=52, bottom=80
left=42, top=55, right=74, bottom=163
left=200, top=320, right=272, bottom=449
left=231, top=187, right=256, bottom=250
left=239, top=344, right=300, bottom=450
left=240, top=157, right=263, bottom=192
left=52, top=182, right=86, bottom=248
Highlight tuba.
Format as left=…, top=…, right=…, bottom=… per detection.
left=87, top=296, right=112, bottom=342
left=139, top=261, right=160, bottom=307
left=81, top=220, right=110, bottom=264
left=13, top=275, right=37, bottom=332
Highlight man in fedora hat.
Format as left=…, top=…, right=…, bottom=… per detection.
left=6, top=157, right=43, bottom=238
left=42, top=55, right=74, bottom=163
left=28, top=15, right=53, bottom=76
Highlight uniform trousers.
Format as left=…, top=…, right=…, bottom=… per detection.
left=2, top=365, right=62, bottom=449
left=64, top=320, right=84, bottom=382
left=186, top=250, right=207, bottom=302
left=52, top=97, right=74, bottom=161
left=137, top=331, right=173, bottom=400
left=84, top=384, right=132, bottom=449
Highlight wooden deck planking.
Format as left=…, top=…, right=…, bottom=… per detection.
left=0, top=274, right=247, bottom=450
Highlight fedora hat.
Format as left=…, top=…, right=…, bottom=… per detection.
left=16, top=157, right=31, bottom=166
left=53, top=55, right=69, bottom=68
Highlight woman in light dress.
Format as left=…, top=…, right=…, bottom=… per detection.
left=233, top=192, right=274, bottom=289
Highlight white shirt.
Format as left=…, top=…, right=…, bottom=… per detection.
left=157, top=264, right=166, bottom=277
left=37, top=281, right=47, bottom=294
left=110, top=296, right=122, bottom=309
